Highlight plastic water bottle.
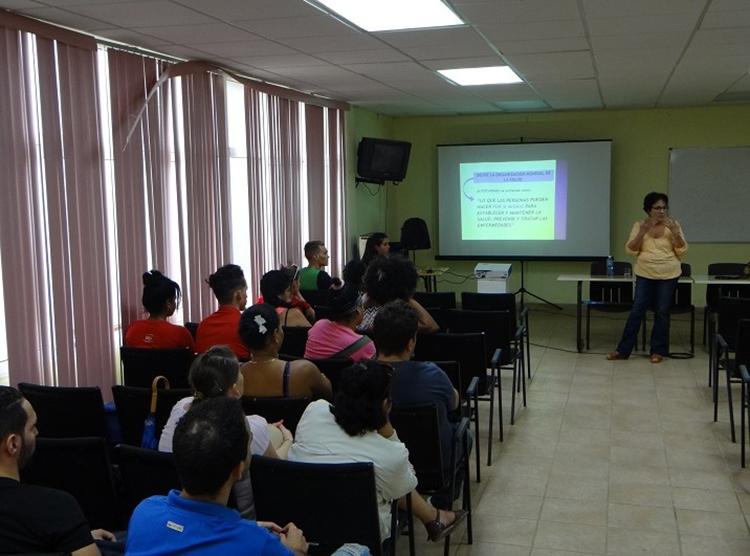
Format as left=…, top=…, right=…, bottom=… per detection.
left=606, top=255, right=614, bottom=277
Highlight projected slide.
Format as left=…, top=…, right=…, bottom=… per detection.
left=459, top=160, right=566, bottom=241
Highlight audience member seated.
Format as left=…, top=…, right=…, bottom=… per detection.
left=126, top=397, right=308, bottom=556
left=361, top=233, right=390, bottom=267
left=374, top=300, right=468, bottom=508
left=239, top=304, right=332, bottom=400
left=358, top=256, right=439, bottom=335
left=257, top=265, right=315, bottom=323
left=288, top=361, right=466, bottom=544
left=260, top=270, right=312, bottom=328
left=0, top=386, right=115, bottom=554
left=298, top=240, right=342, bottom=291
left=343, top=259, right=366, bottom=292
left=195, top=264, right=249, bottom=359
left=124, top=270, right=194, bottom=351
left=304, top=285, right=375, bottom=362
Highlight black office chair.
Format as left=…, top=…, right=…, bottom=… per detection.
left=739, top=365, right=750, bottom=468
left=114, top=444, right=181, bottom=518
left=413, top=291, right=457, bottom=310
left=184, top=322, right=199, bottom=339
left=279, top=326, right=309, bottom=358
left=251, top=456, right=400, bottom=556
left=461, top=291, right=532, bottom=381
left=119, top=347, right=193, bottom=388
left=306, top=358, right=353, bottom=394
left=704, top=263, right=750, bottom=346
left=300, top=289, right=332, bottom=307
left=390, top=405, right=472, bottom=556
left=240, top=396, right=310, bottom=434
left=21, top=437, right=121, bottom=530
left=17, top=383, right=107, bottom=439
left=586, top=261, right=640, bottom=350
left=111, top=385, right=192, bottom=446
left=414, top=332, right=485, bottom=480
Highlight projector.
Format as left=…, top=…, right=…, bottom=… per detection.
left=474, top=263, right=511, bottom=280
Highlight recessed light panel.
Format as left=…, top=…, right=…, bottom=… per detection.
left=438, top=66, right=523, bottom=86
left=313, top=0, right=463, bottom=32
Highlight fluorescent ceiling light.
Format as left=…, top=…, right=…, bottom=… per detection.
left=438, top=66, right=523, bottom=86
left=312, top=0, right=463, bottom=32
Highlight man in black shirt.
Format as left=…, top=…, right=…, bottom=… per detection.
left=0, top=386, right=114, bottom=555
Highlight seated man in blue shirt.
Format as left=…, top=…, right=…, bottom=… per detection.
left=126, top=397, right=308, bottom=556
left=373, top=300, right=467, bottom=509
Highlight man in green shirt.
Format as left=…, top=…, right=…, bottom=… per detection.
left=298, top=240, right=342, bottom=291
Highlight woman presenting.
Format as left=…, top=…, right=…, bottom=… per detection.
left=608, top=192, right=688, bottom=363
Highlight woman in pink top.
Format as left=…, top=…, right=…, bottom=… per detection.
left=305, top=285, right=375, bottom=361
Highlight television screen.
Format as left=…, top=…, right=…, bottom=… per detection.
left=357, top=138, right=411, bottom=182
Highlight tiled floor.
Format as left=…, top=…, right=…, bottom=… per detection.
left=400, top=305, right=750, bottom=556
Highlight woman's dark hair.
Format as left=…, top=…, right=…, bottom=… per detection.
left=361, top=233, right=388, bottom=266
left=173, top=397, right=249, bottom=496
left=260, top=270, right=291, bottom=309
left=188, top=346, right=240, bottom=404
left=142, top=270, right=181, bottom=315
left=239, top=304, right=280, bottom=350
left=329, top=285, right=361, bottom=322
left=373, top=300, right=418, bottom=356
left=207, top=264, right=246, bottom=305
left=343, top=259, right=366, bottom=291
left=330, top=361, right=392, bottom=436
left=363, top=255, right=418, bottom=306
left=643, top=192, right=669, bottom=213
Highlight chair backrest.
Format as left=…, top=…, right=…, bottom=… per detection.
left=20, top=437, right=120, bottom=530
left=280, top=326, right=309, bottom=357
left=414, top=332, right=488, bottom=394
left=111, top=386, right=193, bottom=446
left=717, top=297, right=750, bottom=351
left=184, top=322, right=199, bottom=339
left=442, top=308, right=513, bottom=367
left=119, top=347, right=194, bottom=389
left=413, top=291, right=456, bottom=310
left=240, top=396, right=310, bottom=434
left=735, top=319, right=750, bottom=368
left=589, top=261, right=633, bottom=304
left=389, top=405, right=445, bottom=492
left=306, top=358, right=353, bottom=394
left=300, top=289, right=331, bottom=307
left=673, top=263, right=693, bottom=309
left=706, top=263, right=750, bottom=308
left=18, top=383, right=106, bottom=439
left=114, top=444, right=181, bottom=518
left=433, top=360, right=461, bottom=393
left=461, top=292, right=518, bottom=330
left=251, top=456, right=384, bottom=556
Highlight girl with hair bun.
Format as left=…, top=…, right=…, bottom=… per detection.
left=124, top=270, right=194, bottom=351
left=238, top=304, right=332, bottom=400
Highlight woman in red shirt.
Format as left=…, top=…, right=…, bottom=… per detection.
left=124, top=270, right=195, bottom=351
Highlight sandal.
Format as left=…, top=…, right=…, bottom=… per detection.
left=650, top=354, right=663, bottom=364
left=606, top=351, right=627, bottom=360
left=424, top=508, right=467, bottom=542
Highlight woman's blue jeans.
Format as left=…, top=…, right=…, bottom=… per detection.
left=616, top=276, right=678, bottom=357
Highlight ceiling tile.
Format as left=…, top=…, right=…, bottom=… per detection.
left=14, top=6, right=115, bottom=30
left=454, top=0, right=580, bottom=24
left=494, top=99, right=551, bottom=112
left=156, top=44, right=213, bottom=59
left=374, top=26, right=480, bottom=48
left=402, top=40, right=498, bottom=61
left=0, top=0, right=44, bottom=8
left=174, top=0, right=319, bottom=21
left=65, top=1, right=214, bottom=28
left=530, top=78, right=600, bottom=98
left=235, top=15, right=354, bottom=39
left=590, top=32, right=688, bottom=51
left=587, top=14, right=696, bottom=36
left=343, top=61, right=437, bottom=81
left=581, top=0, right=705, bottom=18
left=496, top=37, right=590, bottom=55
left=726, top=74, right=750, bottom=92
left=195, top=40, right=296, bottom=58
left=278, top=33, right=382, bottom=54
left=470, top=82, right=540, bottom=101
left=546, top=98, right=602, bottom=109
left=478, top=19, right=584, bottom=42
left=134, top=22, right=257, bottom=44
left=506, top=50, right=594, bottom=80
left=231, top=53, right=326, bottom=69
left=422, top=56, right=506, bottom=70
left=94, top=28, right=173, bottom=48
left=314, top=49, right=410, bottom=65
left=31, top=0, right=152, bottom=4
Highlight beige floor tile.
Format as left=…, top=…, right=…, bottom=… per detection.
left=545, top=473, right=608, bottom=502
left=672, top=487, right=742, bottom=513
left=675, top=509, right=750, bottom=539
left=606, top=528, right=680, bottom=555
left=680, top=535, right=750, bottom=556
left=540, top=498, right=607, bottom=527
left=533, top=521, right=607, bottom=554
left=609, top=463, right=670, bottom=486
left=608, top=480, right=673, bottom=508
left=455, top=541, right=531, bottom=556
left=609, top=429, right=664, bottom=450
left=607, top=503, right=677, bottom=532
left=669, top=468, right=736, bottom=491
left=475, top=493, right=544, bottom=520
left=470, top=514, right=537, bottom=546
left=558, top=426, right=611, bottom=448
left=666, top=448, right=730, bottom=472
left=609, top=445, right=667, bottom=467
left=531, top=549, right=600, bottom=556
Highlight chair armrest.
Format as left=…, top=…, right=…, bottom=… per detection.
left=465, top=376, right=479, bottom=400
left=740, top=364, right=750, bottom=383
left=716, top=333, right=729, bottom=352
left=490, top=348, right=502, bottom=369
left=453, top=416, right=471, bottom=442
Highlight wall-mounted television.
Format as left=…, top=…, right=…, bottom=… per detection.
left=357, top=137, right=411, bottom=184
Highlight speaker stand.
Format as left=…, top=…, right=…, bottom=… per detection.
left=515, top=260, right=563, bottom=311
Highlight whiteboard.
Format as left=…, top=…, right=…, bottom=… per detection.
left=669, top=147, right=750, bottom=243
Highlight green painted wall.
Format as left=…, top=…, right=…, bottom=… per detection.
left=344, top=107, right=394, bottom=256
left=348, top=104, right=750, bottom=304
